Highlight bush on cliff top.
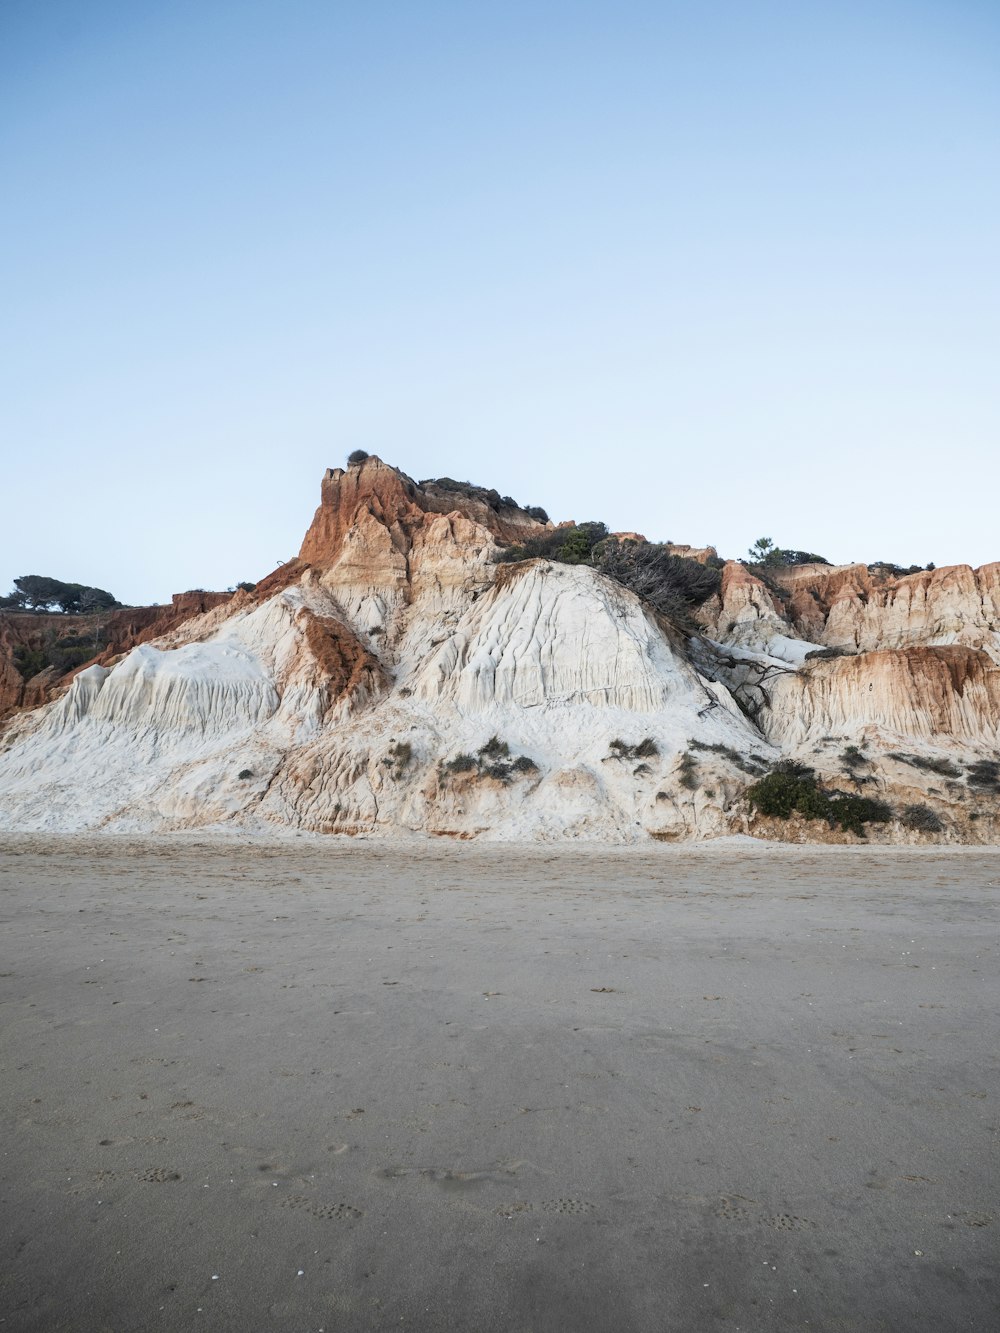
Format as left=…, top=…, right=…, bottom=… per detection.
left=419, top=476, right=548, bottom=522
left=498, top=529, right=722, bottom=634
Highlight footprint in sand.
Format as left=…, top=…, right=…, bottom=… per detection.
left=279, top=1194, right=362, bottom=1221
left=715, top=1195, right=815, bottom=1231
left=497, top=1198, right=596, bottom=1217
left=133, top=1167, right=182, bottom=1183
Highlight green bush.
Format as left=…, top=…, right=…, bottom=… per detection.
left=498, top=522, right=609, bottom=566
left=746, top=763, right=892, bottom=837
left=12, top=630, right=109, bottom=681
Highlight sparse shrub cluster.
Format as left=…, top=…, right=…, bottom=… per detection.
left=382, top=740, right=415, bottom=779
left=238, top=769, right=254, bottom=780
left=965, top=759, right=1000, bottom=791
left=444, top=753, right=478, bottom=774
left=12, top=627, right=111, bottom=681
left=868, top=561, right=936, bottom=578
left=677, top=751, right=699, bottom=790
left=439, top=737, right=539, bottom=784
left=497, top=528, right=723, bottom=634
left=607, top=737, right=659, bottom=761
left=498, top=522, right=609, bottom=566
left=596, top=541, right=723, bottom=633
left=688, top=738, right=768, bottom=776
left=890, top=752, right=962, bottom=778
left=840, top=745, right=868, bottom=772
left=746, top=761, right=893, bottom=837
left=419, top=477, right=549, bottom=522
left=900, top=804, right=944, bottom=833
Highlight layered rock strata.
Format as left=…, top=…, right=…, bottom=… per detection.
left=1, top=456, right=997, bottom=842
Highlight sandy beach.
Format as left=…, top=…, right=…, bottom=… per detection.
left=1, top=837, right=997, bottom=1331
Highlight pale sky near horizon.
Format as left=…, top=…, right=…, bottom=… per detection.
left=2, top=0, right=998, bottom=605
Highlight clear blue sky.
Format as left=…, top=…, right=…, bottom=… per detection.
left=2, top=0, right=998, bottom=604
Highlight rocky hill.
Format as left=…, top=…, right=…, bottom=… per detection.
left=1, top=455, right=997, bottom=842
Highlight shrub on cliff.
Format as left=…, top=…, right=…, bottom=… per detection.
left=901, top=804, right=944, bottom=833
left=747, top=762, right=892, bottom=837
left=419, top=476, right=549, bottom=519
left=498, top=522, right=608, bottom=565
left=890, top=752, right=961, bottom=778
left=966, top=759, right=1000, bottom=791
left=498, top=531, right=722, bottom=634
left=347, top=449, right=369, bottom=465
left=596, top=541, right=722, bottom=633
left=440, top=739, right=539, bottom=784
left=607, top=738, right=659, bottom=761
left=12, top=624, right=113, bottom=680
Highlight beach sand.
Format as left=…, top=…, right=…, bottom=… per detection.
left=1, top=837, right=997, bottom=1330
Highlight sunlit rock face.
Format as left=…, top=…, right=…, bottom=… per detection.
left=1, top=457, right=997, bottom=842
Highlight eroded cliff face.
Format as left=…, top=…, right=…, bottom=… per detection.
left=700, top=558, right=1000, bottom=726
left=1, top=456, right=997, bottom=842
left=702, top=558, right=1000, bottom=662
left=0, top=593, right=236, bottom=719
left=762, top=646, right=1000, bottom=748
left=770, top=561, right=1000, bottom=660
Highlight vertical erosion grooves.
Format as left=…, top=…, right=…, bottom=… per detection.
left=761, top=646, right=1000, bottom=747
